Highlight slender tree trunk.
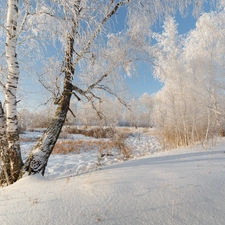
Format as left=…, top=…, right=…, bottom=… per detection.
left=205, top=112, right=211, bottom=142
left=5, top=0, right=23, bottom=182
left=212, top=90, right=224, bottom=136
left=0, top=102, right=12, bottom=186
left=23, top=34, right=75, bottom=175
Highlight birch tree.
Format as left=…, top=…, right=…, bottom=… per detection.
left=0, top=0, right=23, bottom=184
left=0, top=0, right=61, bottom=184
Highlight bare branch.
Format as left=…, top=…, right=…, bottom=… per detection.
left=73, top=0, right=129, bottom=67
left=0, top=52, right=6, bottom=59
left=89, top=91, right=102, bottom=102
left=72, top=92, right=81, bottom=101
left=0, top=23, right=9, bottom=35
left=38, top=74, right=56, bottom=97
left=86, top=74, right=108, bottom=93
left=72, top=85, right=86, bottom=96
left=90, top=99, right=105, bottom=120
left=96, top=85, right=131, bottom=110
left=17, top=2, right=30, bottom=36
left=0, top=81, right=6, bottom=91
left=68, top=107, right=76, bottom=118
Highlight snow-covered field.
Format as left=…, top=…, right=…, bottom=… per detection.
left=1, top=132, right=225, bottom=225
left=20, top=131, right=162, bottom=179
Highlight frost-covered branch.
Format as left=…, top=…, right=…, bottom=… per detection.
left=97, top=85, right=130, bottom=109
left=17, top=1, right=30, bottom=36
left=72, top=66, right=113, bottom=99
left=0, top=23, right=8, bottom=35
left=73, top=0, right=129, bottom=66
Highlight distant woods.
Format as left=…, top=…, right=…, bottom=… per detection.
left=18, top=93, right=154, bottom=131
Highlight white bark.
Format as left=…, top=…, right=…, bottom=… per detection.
left=5, top=0, right=23, bottom=181
left=5, top=0, right=19, bottom=132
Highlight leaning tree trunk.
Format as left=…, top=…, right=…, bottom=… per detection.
left=23, top=34, right=75, bottom=175
left=22, top=0, right=125, bottom=176
left=22, top=0, right=83, bottom=176
left=5, top=0, right=23, bottom=182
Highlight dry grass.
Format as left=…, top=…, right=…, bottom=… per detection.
left=52, top=138, right=131, bottom=159
left=111, top=138, right=131, bottom=158
left=54, top=127, right=132, bottom=158
left=19, top=137, right=39, bottom=142
left=117, top=127, right=134, bottom=133
left=155, top=125, right=215, bottom=150
left=19, top=126, right=132, bottom=158
left=64, top=127, right=116, bottom=139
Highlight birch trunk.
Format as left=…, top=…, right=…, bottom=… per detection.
left=23, top=34, right=75, bottom=175
left=5, top=0, right=23, bottom=182
left=0, top=102, right=12, bottom=186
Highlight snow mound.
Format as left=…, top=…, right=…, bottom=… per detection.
left=1, top=138, right=225, bottom=225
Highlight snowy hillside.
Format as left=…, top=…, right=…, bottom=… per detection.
left=1, top=135, right=225, bottom=225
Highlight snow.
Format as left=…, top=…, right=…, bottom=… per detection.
left=1, top=133, right=225, bottom=225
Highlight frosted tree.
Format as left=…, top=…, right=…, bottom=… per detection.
left=0, top=0, right=67, bottom=184
left=0, top=0, right=23, bottom=185
left=184, top=9, right=225, bottom=138
left=152, top=16, right=190, bottom=147
left=152, top=16, right=181, bottom=83
left=22, top=0, right=136, bottom=175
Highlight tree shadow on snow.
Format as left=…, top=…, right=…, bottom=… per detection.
left=102, top=149, right=225, bottom=171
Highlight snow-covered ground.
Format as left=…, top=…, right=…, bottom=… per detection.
left=1, top=133, right=225, bottom=225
